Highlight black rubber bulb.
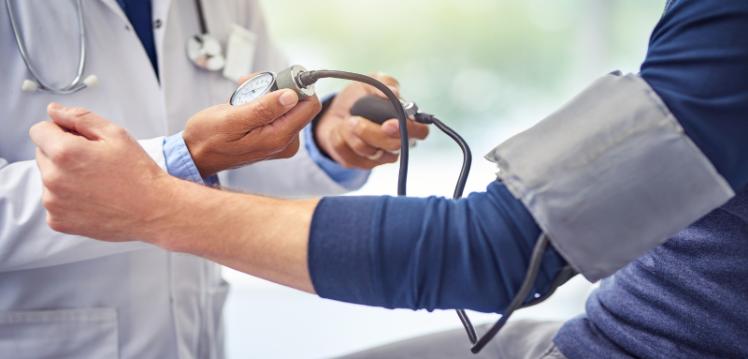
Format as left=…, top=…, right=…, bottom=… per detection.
left=350, top=95, right=400, bottom=125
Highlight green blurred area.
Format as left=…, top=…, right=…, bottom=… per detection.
left=263, top=0, right=664, bottom=136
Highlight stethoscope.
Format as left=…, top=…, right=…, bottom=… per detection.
left=6, top=0, right=223, bottom=95
left=185, top=0, right=226, bottom=72
left=6, top=0, right=97, bottom=94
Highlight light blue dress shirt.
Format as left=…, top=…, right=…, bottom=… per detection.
left=163, top=125, right=369, bottom=189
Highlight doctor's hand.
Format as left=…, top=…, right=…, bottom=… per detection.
left=314, top=74, right=430, bottom=169
left=183, top=89, right=322, bottom=177
left=30, top=104, right=176, bottom=241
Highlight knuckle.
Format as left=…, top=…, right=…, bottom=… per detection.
left=382, top=140, right=401, bottom=152
left=109, top=125, right=128, bottom=138
left=28, top=122, right=42, bottom=137
left=267, top=136, right=288, bottom=150
left=334, top=155, right=354, bottom=169
left=350, top=140, right=369, bottom=155
left=330, top=142, right=346, bottom=157
left=46, top=215, right=67, bottom=233
left=68, top=107, right=89, bottom=116
left=284, top=132, right=300, bottom=144
left=278, top=141, right=300, bottom=159
left=42, top=170, right=63, bottom=191
left=331, top=133, right=346, bottom=149
left=49, top=146, right=71, bottom=164
left=415, top=124, right=430, bottom=138
left=358, top=161, right=376, bottom=170
left=411, top=124, right=428, bottom=137
left=50, top=143, right=84, bottom=165
left=309, top=97, right=322, bottom=114
left=375, top=73, right=399, bottom=86
left=252, top=101, right=277, bottom=121
left=114, top=126, right=128, bottom=137
left=41, top=191, right=56, bottom=210
left=352, top=121, right=368, bottom=136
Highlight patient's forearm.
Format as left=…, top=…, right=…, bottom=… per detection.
left=149, top=179, right=319, bottom=292
left=145, top=178, right=567, bottom=313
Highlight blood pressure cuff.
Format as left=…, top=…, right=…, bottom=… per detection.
left=486, top=73, right=735, bottom=282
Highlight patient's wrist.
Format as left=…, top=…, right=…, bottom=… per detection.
left=138, top=176, right=195, bottom=249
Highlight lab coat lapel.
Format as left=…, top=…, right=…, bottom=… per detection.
left=96, top=0, right=129, bottom=23
left=152, top=0, right=173, bottom=76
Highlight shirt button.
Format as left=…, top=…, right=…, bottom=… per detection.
left=154, top=19, right=163, bottom=29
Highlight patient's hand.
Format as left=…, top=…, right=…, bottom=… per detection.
left=30, top=103, right=179, bottom=242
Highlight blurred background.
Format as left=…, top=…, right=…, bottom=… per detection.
left=225, top=1, right=665, bottom=357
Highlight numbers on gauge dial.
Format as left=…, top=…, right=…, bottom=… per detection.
left=231, top=72, right=276, bottom=106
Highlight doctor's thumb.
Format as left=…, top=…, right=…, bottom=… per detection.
left=47, top=103, right=111, bottom=140
left=233, top=89, right=299, bottom=126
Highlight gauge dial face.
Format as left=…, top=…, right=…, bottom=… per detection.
left=230, top=72, right=276, bottom=106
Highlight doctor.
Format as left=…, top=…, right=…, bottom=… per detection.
left=0, top=1, right=428, bottom=358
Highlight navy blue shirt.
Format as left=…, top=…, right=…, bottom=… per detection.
left=640, top=0, right=748, bottom=190
left=117, top=0, right=159, bottom=78
left=555, top=1, right=748, bottom=357
left=309, top=0, right=748, bottom=357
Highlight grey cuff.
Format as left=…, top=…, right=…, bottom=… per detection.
left=486, top=73, right=734, bottom=281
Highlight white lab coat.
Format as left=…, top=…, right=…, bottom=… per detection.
left=0, top=1, right=350, bottom=358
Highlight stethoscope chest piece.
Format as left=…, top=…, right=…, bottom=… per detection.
left=187, top=34, right=225, bottom=72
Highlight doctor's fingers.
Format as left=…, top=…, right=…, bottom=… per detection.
left=245, top=97, right=320, bottom=151
left=341, top=121, right=398, bottom=161
left=347, top=117, right=428, bottom=152
left=381, top=119, right=430, bottom=140
left=328, top=129, right=395, bottom=169
left=230, top=89, right=300, bottom=127
left=35, top=148, right=76, bottom=200
left=47, top=103, right=117, bottom=140
left=271, top=96, right=323, bottom=134
left=29, top=121, right=88, bottom=162
left=364, top=73, right=401, bottom=98
left=234, top=95, right=319, bottom=143
left=34, top=148, right=57, bottom=186
left=269, top=135, right=301, bottom=160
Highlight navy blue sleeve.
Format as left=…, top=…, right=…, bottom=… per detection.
left=308, top=181, right=566, bottom=313
left=641, top=0, right=748, bottom=191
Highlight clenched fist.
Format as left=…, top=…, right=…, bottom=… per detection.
left=30, top=104, right=175, bottom=241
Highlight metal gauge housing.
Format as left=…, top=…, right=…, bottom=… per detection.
left=229, top=72, right=278, bottom=106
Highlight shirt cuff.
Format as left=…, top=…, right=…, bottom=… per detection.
left=304, top=97, right=370, bottom=190
left=163, top=132, right=219, bottom=186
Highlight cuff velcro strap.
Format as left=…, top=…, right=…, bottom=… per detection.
left=486, top=73, right=734, bottom=281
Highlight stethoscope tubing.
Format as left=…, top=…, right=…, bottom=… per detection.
left=6, top=0, right=88, bottom=94
left=193, top=0, right=208, bottom=34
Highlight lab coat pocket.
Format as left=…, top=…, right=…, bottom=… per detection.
left=0, top=308, right=118, bottom=359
